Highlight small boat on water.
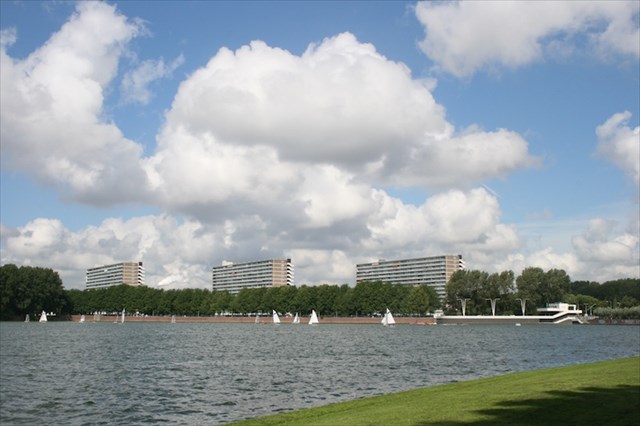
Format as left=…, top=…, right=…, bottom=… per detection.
left=25, top=314, right=30, bottom=323
left=308, top=310, right=319, bottom=325
left=79, top=315, right=85, bottom=323
left=272, top=310, right=281, bottom=324
left=381, top=308, right=396, bottom=327
left=39, top=311, right=47, bottom=323
left=292, top=313, right=300, bottom=324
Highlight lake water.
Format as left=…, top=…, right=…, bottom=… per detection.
left=1, top=322, right=638, bottom=425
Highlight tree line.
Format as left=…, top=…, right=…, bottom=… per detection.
left=66, top=280, right=441, bottom=317
left=446, top=267, right=639, bottom=316
left=1, top=263, right=638, bottom=320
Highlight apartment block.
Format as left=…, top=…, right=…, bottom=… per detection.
left=86, top=262, right=145, bottom=290
left=212, top=258, right=294, bottom=293
left=356, top=255, right=464, bottom=300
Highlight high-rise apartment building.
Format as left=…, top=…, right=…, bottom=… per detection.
left=86, top=262, right=145, bottom=290
left=212, top=258, right=294, bottom=293
left=356, top=255, right=464, bottom=300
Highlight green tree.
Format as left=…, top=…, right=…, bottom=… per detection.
left=445, top=270, right=488, bottom=314
left=334, top=284, right=354, bottom=316
left=0, top=264, right=68, bottom=320
left=479, top=271, right=515, bottom=315
left=406, top=285, right=430, bottom=315
left=516, top=267, right=545, bottom=314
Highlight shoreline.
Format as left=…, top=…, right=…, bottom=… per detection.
left=68, top=314, right=437, bottom=325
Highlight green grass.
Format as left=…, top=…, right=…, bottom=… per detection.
left=229, top=357, right=640, bottom=426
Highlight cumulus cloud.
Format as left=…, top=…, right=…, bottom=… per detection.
left=121, top=54, right=185, bottom=105
left=1, top=186, right=524, bottom=289
left=2, top=3, right=635, bottom=290
left=596, top=111, right=640, bottom=186
left=0, top=2, right=147, bottom=204
left=415, top=1, right=640, bottom=77
left=573, top=218, right=639, bottom=268
left=149, top=31, right=537, bottom=207
left=1, top=215, right=220, bottom=289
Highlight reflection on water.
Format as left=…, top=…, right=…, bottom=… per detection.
left=1, top=322, right=638, bottom=424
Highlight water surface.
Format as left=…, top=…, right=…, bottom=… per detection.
left=1, top=322, right=638, bottom=424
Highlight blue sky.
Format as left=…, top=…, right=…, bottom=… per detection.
left=1, top=1, right=638, bottom=290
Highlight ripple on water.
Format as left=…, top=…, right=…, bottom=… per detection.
left=1, top=322, right=638, bottom=424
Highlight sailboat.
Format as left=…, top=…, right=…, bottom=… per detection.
left=39, top=311, right=47, bottom=323
left=25, top=314, right=30, bottom=323
left=79, top=314, right=85, bottom=323
left=171, top=315, right=176, bottom=323
left=381, top=308, right=396, bottom=327
left=272, top=310, right=281, bottom=324
left=308, top=310, right=319, bottom=325
left=120, top=309, right=125, bottom=324
left=292, top=313, right=300, bottom=324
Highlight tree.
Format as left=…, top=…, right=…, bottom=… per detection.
left=516, top=267, right=545, bottom=314
left=0, top=264, right=68, bottom=320
left=406, top=285, right=430, bottom=315
left=334, top=284, right=354, bottom=316
left=445, top=270, right=488, bottom=314
left=516, top=267, right=571, bottom=313
left=540, top=268, right=570, bottom=304
left=478, top=271, right=515, bottom=315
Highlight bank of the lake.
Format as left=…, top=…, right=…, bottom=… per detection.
left=68, top=314, right=436, bottom=324
left=231, top=357, right=640, bottom=426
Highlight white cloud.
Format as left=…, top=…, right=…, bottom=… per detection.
left=488, top=215, right=639, bottom=282
left=149, top=31, right=537, bottom=208
left=0, top=2, right=147, bottom=204
left=415, top=1, right=640, bottom=77
left=596, top=111, right=640, bottom=186
left=0, top=185, right=523, bottom=289
left=1, top=4, right=636, bottom=291
left=121, top=54, right=184, bottom=105
left=1, top=215, right=220, bottom=289
left=572, top=218, right=639, bottom=267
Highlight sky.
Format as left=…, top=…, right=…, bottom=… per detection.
left=1, top=1, right=639, bottom=290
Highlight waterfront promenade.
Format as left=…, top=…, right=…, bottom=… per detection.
left=69, top=314, right=436, bottom=325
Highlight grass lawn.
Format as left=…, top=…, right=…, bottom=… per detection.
left=229, top=356, right=640, bottom=426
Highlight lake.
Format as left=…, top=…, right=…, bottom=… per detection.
left=1, top=322, right=638, bottom=425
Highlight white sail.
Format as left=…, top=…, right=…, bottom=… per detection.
left=79, top=314, right=85, bottom=323
left=382, top=308, right=396, bottom=326
left=121, top=309, right=125, bottom=324
left=39, top=311, right=47, bottom=323
left=308, top=310, right=319, bottom=325
left=25, top=314, right=30, bottom=323
left=171, top=315, right=176, bottom=323
left=255, top=315, right=260, bottom=324
left=386, top=308, right=396, bottom=326
left=292, top=313, right=300, bottom=324
left=272, top=310, right=281, bottom=324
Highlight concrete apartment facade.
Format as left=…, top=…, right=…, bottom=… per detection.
left=212, top=258, right=294, bottom=293
left=86, top=262, right=145, bottom=290
left=356, top=255, right=464, bottom=300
